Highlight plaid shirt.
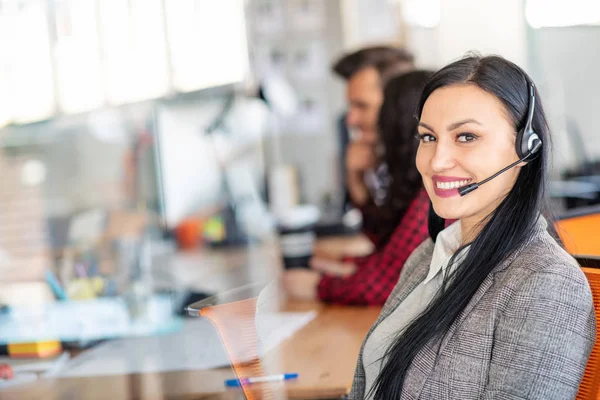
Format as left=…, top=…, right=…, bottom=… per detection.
left=317, top=190, right=430, bottom=305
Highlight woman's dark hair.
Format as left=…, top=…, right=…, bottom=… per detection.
left=371, top=55, right=551, bottom=399
left=375, top=70, right=433, bottom=244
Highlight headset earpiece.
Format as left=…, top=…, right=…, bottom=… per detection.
left=516, top=81, right=542, bottom=160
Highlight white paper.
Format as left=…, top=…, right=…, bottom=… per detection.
left=58, top=311, right=317, bottom=377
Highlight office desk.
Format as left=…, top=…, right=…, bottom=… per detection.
left=0, top=301, right=380, bottom=400
left=1, top=235, right=379, bottom=399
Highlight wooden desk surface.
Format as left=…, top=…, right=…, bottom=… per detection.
left=0, top=301, right=380, bottom=400
left=0, top=235, right=379, bottom=400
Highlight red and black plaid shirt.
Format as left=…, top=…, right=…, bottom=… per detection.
left=317, top=190, right=430, bottom=305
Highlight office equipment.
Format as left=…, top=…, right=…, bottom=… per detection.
left=225, top=372, right=298, bottom=387
left=0, top=295, right=180, bottom=344
left=154, top=96, right=270, bottom=236
left=154, top=100, right=225, bottom=229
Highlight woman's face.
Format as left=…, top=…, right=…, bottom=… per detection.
left=416, top=84, right=521, bottom=230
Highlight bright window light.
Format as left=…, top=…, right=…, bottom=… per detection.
left=99, top=0, right=170, bottom=105
left=165, top=0, right=249, bottom=92
left=54, top=0, right=104, bottom=114
left=394, top=0, right=440, bottom=28
left=526, top=0, right=600, bottom=28
left=1, top=1, right=55, bottom=124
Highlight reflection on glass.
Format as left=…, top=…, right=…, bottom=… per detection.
left=0, top=0, right=55, bottom=124
left=165, top=0, right=249, bottom=92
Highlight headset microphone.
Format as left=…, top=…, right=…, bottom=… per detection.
left=458, top=80, right=542, bottom=197
left=458, top=140, right=541, bottom=196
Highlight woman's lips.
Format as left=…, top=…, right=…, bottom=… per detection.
left=432, top=175, right=472, bottom=198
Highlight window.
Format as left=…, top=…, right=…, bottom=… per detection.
left=165, top=0, right=249, bottom=92
left=526, top=0, right=600, bottom=28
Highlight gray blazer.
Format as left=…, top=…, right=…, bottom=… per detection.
left=349, top=218, right=596, bottom=400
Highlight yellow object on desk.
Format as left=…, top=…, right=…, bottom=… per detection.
left=8, top=340, right=62, bottom=359
left=66, top=277, right=104, bottom=300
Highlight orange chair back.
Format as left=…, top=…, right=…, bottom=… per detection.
left=577, top=267, right=600, bottom=400
left=555, top=212, right=600, bottom=257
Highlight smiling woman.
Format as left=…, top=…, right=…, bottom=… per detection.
left=348, top=55, right=596, bottom=400
left=416, top=84, right=526, bottom=240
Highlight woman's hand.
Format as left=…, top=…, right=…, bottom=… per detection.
left=282, top=269, right=321, bottom=301
left=310, top=257, right=357, bottom=277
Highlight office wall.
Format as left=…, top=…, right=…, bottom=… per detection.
left=406, top=0, right=527, bottom=69
left=340, top=0, right=404, bottom=50
left=403, top=1, right=600, bottom=176
left=407, top=21, right=600, bottom=175
left=529, top=26, right=600, bottom=172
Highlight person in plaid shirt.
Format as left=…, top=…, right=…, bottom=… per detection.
left=284, top=71, right=433, bottom=305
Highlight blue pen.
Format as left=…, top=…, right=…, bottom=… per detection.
left=45, top=270, right=69, bottom=301
left=225, top=373, right=298, bottom=387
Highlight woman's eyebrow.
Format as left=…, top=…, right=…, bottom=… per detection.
left=418, top=121, right=435, bottom=132
left=447, top=118, right=482, bottom=131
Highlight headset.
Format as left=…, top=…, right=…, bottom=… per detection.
left=516, top=81, right=542, bottom=160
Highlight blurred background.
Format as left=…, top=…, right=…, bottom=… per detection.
left=1, top=0, right=600, bottom=396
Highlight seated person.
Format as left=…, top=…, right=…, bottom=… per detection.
left=332, top=46, right=414, bottom=246
left=349, top=55, right=595, bottom=399
left=284, top=70, right=433, bottom=305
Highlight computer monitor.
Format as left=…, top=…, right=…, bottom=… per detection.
left=153, top=94, right=271, bottom=232
left=153, top=97, right=226, bottom=229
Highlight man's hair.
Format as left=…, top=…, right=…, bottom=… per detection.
left=332, top=46, right=414, bottom=82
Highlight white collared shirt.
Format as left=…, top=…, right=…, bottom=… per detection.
left=363, top=221, right=466, bottom=399
left=423, top=220, right=465, bottom=284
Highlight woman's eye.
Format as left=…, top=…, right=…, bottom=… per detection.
left=457, top=133, right=477, bottom=143
left=417, top=133, right=436, bottom=143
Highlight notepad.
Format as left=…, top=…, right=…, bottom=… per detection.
left=57, top=311, right=316, bottom=377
